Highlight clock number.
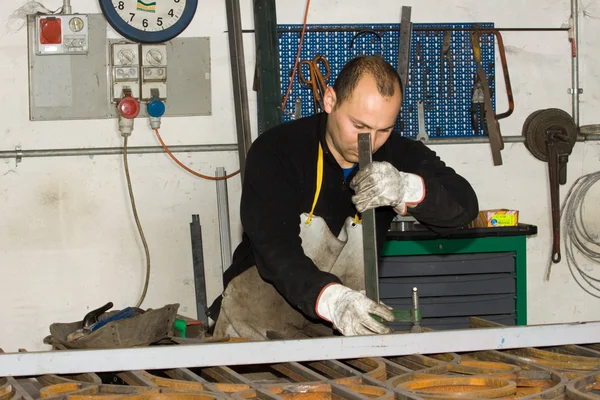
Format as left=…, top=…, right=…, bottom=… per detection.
left=129, top=13, right=135, bottom=22
left=168, top=9, right=174, bottom=17
left=157, top=17, right=163, bottom=26
left=117, top=1, right=125, bottom=10
left=142, top=18, right=149, bottom=28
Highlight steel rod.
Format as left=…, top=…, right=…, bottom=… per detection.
left=0, top=144, right=238, bottom=159
left=216, top=167, right=233, bottom=273
left=1, top=321, right=600, bottom=377
left=358, top=133, right=379, bottom=301
left=239, top=27, right=570, bottom=34
left=225, top=0, right=253, bottom=181
left=571, top=0, right=580, bottom=126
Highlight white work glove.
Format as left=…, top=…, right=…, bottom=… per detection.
left=350, top=161, right=425, bottom=215
left=316, top=284, right=395, bottom=336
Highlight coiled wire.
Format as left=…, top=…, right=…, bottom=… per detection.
left=555, top=170, right=600, bottom=298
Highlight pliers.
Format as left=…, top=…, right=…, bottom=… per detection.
left=439, top=31, right=453, bottom=99
left=470, top=73, right=485, bottom=135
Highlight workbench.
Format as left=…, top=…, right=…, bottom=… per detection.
left=381, top=223, right=537, bottom=331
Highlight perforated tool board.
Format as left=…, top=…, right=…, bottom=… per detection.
left=270, top=23, right=496, bottom=139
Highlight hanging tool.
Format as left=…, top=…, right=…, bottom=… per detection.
left=293, top=97, right=302, bottom=120
left=416, top=100, right=429, bottom=142
left=349, top=29, right=384, bottom=55
left=397, top=6, right=413, bottom=97
left=471, top=31, right=504, bottom=166
left=475, top=28, right=514, bottom=120
left=357, top=134, right=422, bottom=333
left=522, top=109, right=577, bottom=273
left=439, top=31, right=453, bottom=99
left=298, top=54, right=331, bottom=114
left=470, top=73, right=484, bottom=134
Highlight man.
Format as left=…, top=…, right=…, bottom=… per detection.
left=209, top=55, right=478, bottom=340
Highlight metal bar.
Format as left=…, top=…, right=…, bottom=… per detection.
left=190, top=215, right=208, bottom=326
left=253, top=0, right=283, bottom=132
left=0, top=144, right=238, bottom=159
left=216, top=167, right=232, bottom=272
left=240, top=27, right=570, bottom=34
left=406, top=134, right=600, bottom=145
left=397, top=6, right=412, bottom=98
left=357, top=133, right=379, bottom=301
left=1, top=322, right=600, bottom=377
left=571, top=0, right=580, bottom=126
left=1, top=134, right=598, bottom=162
left=225, top=0, right=253, bottom=181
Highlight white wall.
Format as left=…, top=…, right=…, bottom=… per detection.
left=0, top=0, right=598, bottom=352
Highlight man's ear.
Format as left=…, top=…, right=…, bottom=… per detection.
left=323, top=86, right=336, bottom=113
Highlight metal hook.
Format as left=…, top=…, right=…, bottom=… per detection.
left=349, top=29, right=384, bottom=55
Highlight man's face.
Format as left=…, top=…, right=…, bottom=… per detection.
left=323, top=74, right=402, bottom=168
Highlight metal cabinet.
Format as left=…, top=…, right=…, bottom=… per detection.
left=380, top=224, right=536, bottom=331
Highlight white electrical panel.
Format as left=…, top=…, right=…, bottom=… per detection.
left=111, top=43, right=141, bottom=102
left=141, top=44, right=168, bottom=101
left=35, top=14, right=89, bottom=55
left=27, top=14, right=212, bottom=121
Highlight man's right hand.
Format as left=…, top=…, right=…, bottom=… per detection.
left=316, top=283, right=395, bottom=336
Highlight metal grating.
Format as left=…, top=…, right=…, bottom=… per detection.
left=272, top=23, right=496, bottom=139
left=4, top=319, right=600, bottom=400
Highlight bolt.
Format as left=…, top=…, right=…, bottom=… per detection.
left=146, top=49, right=163, bottom=66
left=117, top=49, right=135, bottom=65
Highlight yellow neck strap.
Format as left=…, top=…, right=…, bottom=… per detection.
left=306, top=142, right=360, bottom=225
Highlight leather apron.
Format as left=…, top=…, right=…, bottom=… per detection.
left=213, top=143, right=366, bottom=340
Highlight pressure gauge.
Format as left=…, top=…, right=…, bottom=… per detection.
left=99, top=0, right=198, bottom=44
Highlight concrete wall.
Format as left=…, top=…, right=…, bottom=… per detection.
left=0, top=0, right=598, bottom=351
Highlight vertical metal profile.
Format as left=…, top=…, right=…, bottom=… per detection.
left=357, top=133, right=380, bottom=301
left=190, top=215, right=208, bottom=326
left=225, top=0, right=253, bottom=180
left=570, top=0, right=580, bottom=126
left=397, top=6, right=412, bottom=98
left=253, top=0, right=283, bottom=132
left=216, top=167, right=232, bottom=271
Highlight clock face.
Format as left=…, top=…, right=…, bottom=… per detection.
left=112, top=0, right=187, bottom=32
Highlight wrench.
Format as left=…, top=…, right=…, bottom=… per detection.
left=416, top=100, right=429, bottom=142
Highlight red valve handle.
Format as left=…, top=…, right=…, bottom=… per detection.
left=117, top=95, right=140, bottom=119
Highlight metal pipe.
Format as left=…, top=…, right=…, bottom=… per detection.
left=1, top=321, right=600, bottom=377
left=0, top=144, right=238, bottom=160
left=0, top=134, right=597, bottom=162
left=62, top=0, right=71, bottom=14
left=571, top=0, right=581, bottom=126
left=225, top=0, right=253, bottom=181
left=216, top=167, right=232, bottom=272
left=420, top=134, right=600, bottom=145
left=239, top=27, right=570, bottom=34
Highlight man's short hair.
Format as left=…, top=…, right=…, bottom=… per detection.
left=332, top=55, right=403, bottom=108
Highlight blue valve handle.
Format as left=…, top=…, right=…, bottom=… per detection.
left=147, top=98, right=166, bottom=118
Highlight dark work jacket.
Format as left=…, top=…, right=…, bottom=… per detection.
left=208, top=113, right=479, bottom=321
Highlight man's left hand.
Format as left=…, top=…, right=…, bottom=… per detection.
left=350, top=161, right=425, bottom=214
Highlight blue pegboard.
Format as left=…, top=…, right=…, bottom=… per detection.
left=269, top=23, right=496, bottom=139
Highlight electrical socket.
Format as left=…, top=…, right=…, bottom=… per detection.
left=111, top=43, right=140, bottom=102
left=141, top=44, right=167, bottom=101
